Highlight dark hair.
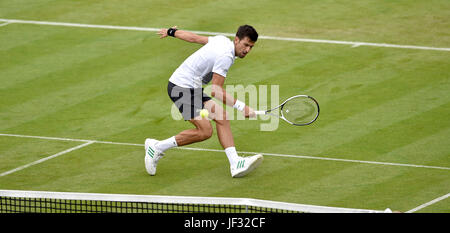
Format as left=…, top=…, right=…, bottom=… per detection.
left=236, top=25, right=258, bottom=42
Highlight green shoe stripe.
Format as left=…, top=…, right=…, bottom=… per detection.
left=236, top=160, right=245, bottom=169
left=147, top=147, right=154, bottom=158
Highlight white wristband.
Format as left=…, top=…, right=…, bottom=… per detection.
left=233, top=100, right=245, bottom=112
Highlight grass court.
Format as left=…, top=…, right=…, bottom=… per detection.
left=0, top=0, right=449, bottom=212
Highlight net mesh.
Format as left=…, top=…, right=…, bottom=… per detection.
left=0, top=196, right=298, bottom=213
left=0, top=190, right=383, bottom=213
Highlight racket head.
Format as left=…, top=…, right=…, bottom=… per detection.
left=280, top=95, right=320, bottom=126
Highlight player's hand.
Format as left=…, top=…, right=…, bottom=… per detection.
left=244, top=106, right=256, bottom=118
left=157, top=26, right=177, bottom=39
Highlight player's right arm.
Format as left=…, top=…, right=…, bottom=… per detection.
left=157, top=26, right=208, bottom=45
left=211, top=73, right=255, bottom=118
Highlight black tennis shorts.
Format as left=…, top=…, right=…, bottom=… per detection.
left=167, top=82, right=212, bottom=121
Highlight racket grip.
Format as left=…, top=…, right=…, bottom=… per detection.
left=254, top=110, right=266, bottom=115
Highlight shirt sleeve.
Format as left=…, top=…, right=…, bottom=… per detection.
left=212, top=55, right=234, bottom=78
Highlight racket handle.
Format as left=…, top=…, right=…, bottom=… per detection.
left=254, top=110, right=266, bottom=115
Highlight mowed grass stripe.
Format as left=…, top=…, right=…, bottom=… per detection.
left=0, top=143, right=140, bottom=192
left=0, top=29, right=126, bottom=90
left=312, top=50, right=448, bottom=127
left=0, top=33, right=153, bottom=110
left=0, top=24, right=69, bottom=52
left=324, top=102, right=450, bottom=164
left=152, top=152, right=320, bottom=200
left=273, top=163, right=397, bottom=209
left=0, top=137, right=82, bottom=173
left=279, top=162, right=449, bottom=211
left=10, top=75, right=170, bottom=139
left=211, top=157, right=345, bottom=203
left=0, top=30, right=160, bottom=94
left=267, top=80, right=449, bottom=157
left=0, top=40, right=181, bottom=137
left=0, top=26, right=111, bottom=71
left=380, top=127, right=450, bottom=165
left=0, top=0, right=95, bottom=21
left=355, top=167, right=449, bottom=212
left=0, top=35, right=175, bottom=131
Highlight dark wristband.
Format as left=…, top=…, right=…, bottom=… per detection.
left=167, top=28, right=178, bottom=37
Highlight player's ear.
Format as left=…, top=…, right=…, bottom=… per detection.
left=234, top=36, right=240, bottom=44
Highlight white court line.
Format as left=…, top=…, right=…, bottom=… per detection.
left=1, top=133, right=449, bottom=171
left=0, top=18, right=449, bottom=52
left=0, top=22, right=11, bottom=27
left=0, top=141, right=94, bottom=177
left=406, top=193, right=450, bottom=213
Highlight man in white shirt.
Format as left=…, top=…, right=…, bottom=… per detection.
left=145, top=25, right=263, bottom=178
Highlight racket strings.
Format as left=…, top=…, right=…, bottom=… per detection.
left=282, top=97, right=318, bottom=125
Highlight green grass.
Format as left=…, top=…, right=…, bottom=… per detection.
left=0, top=0, right=449, bottom=213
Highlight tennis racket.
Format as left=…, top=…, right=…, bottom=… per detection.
left=254, top=95, right=320, bottom=126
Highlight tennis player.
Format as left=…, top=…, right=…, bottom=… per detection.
left=145, top=25, right=263, bottom=178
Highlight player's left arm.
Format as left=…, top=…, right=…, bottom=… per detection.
left=157, top=26, right=208, bottom=45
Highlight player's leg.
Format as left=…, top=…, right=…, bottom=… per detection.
left=145, top=83, right=213, bottom=175
left=150, top=117, right=212, bottom=154
left=174, top=116, right=213, bottom=146
left=145, top=117, right=212, bottom=176
left=159, top=83, right=213, bottom=148
left=203, top=100, right=233, bottom=149
left=203, top=99, right=239, bottom=166
left=203, top=100, right=263, bottom=177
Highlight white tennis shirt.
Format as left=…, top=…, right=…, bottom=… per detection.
left=169, top=35, right=235, bottom=88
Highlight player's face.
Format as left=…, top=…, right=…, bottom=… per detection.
left=234, top=36, right=255, bottom=58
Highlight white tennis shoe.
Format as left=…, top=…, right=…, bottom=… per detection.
left=145, top=138, right=164, bottom=176
left=231, top=154, right=263, bottom=178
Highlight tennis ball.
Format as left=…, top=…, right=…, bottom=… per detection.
left=199, top=109, right=209, bottom=118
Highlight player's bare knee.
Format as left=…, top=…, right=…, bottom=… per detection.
left=198, top=127, right=213, bottom=140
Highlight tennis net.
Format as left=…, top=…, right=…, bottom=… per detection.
left=0, top=189, right=385, bottom=213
